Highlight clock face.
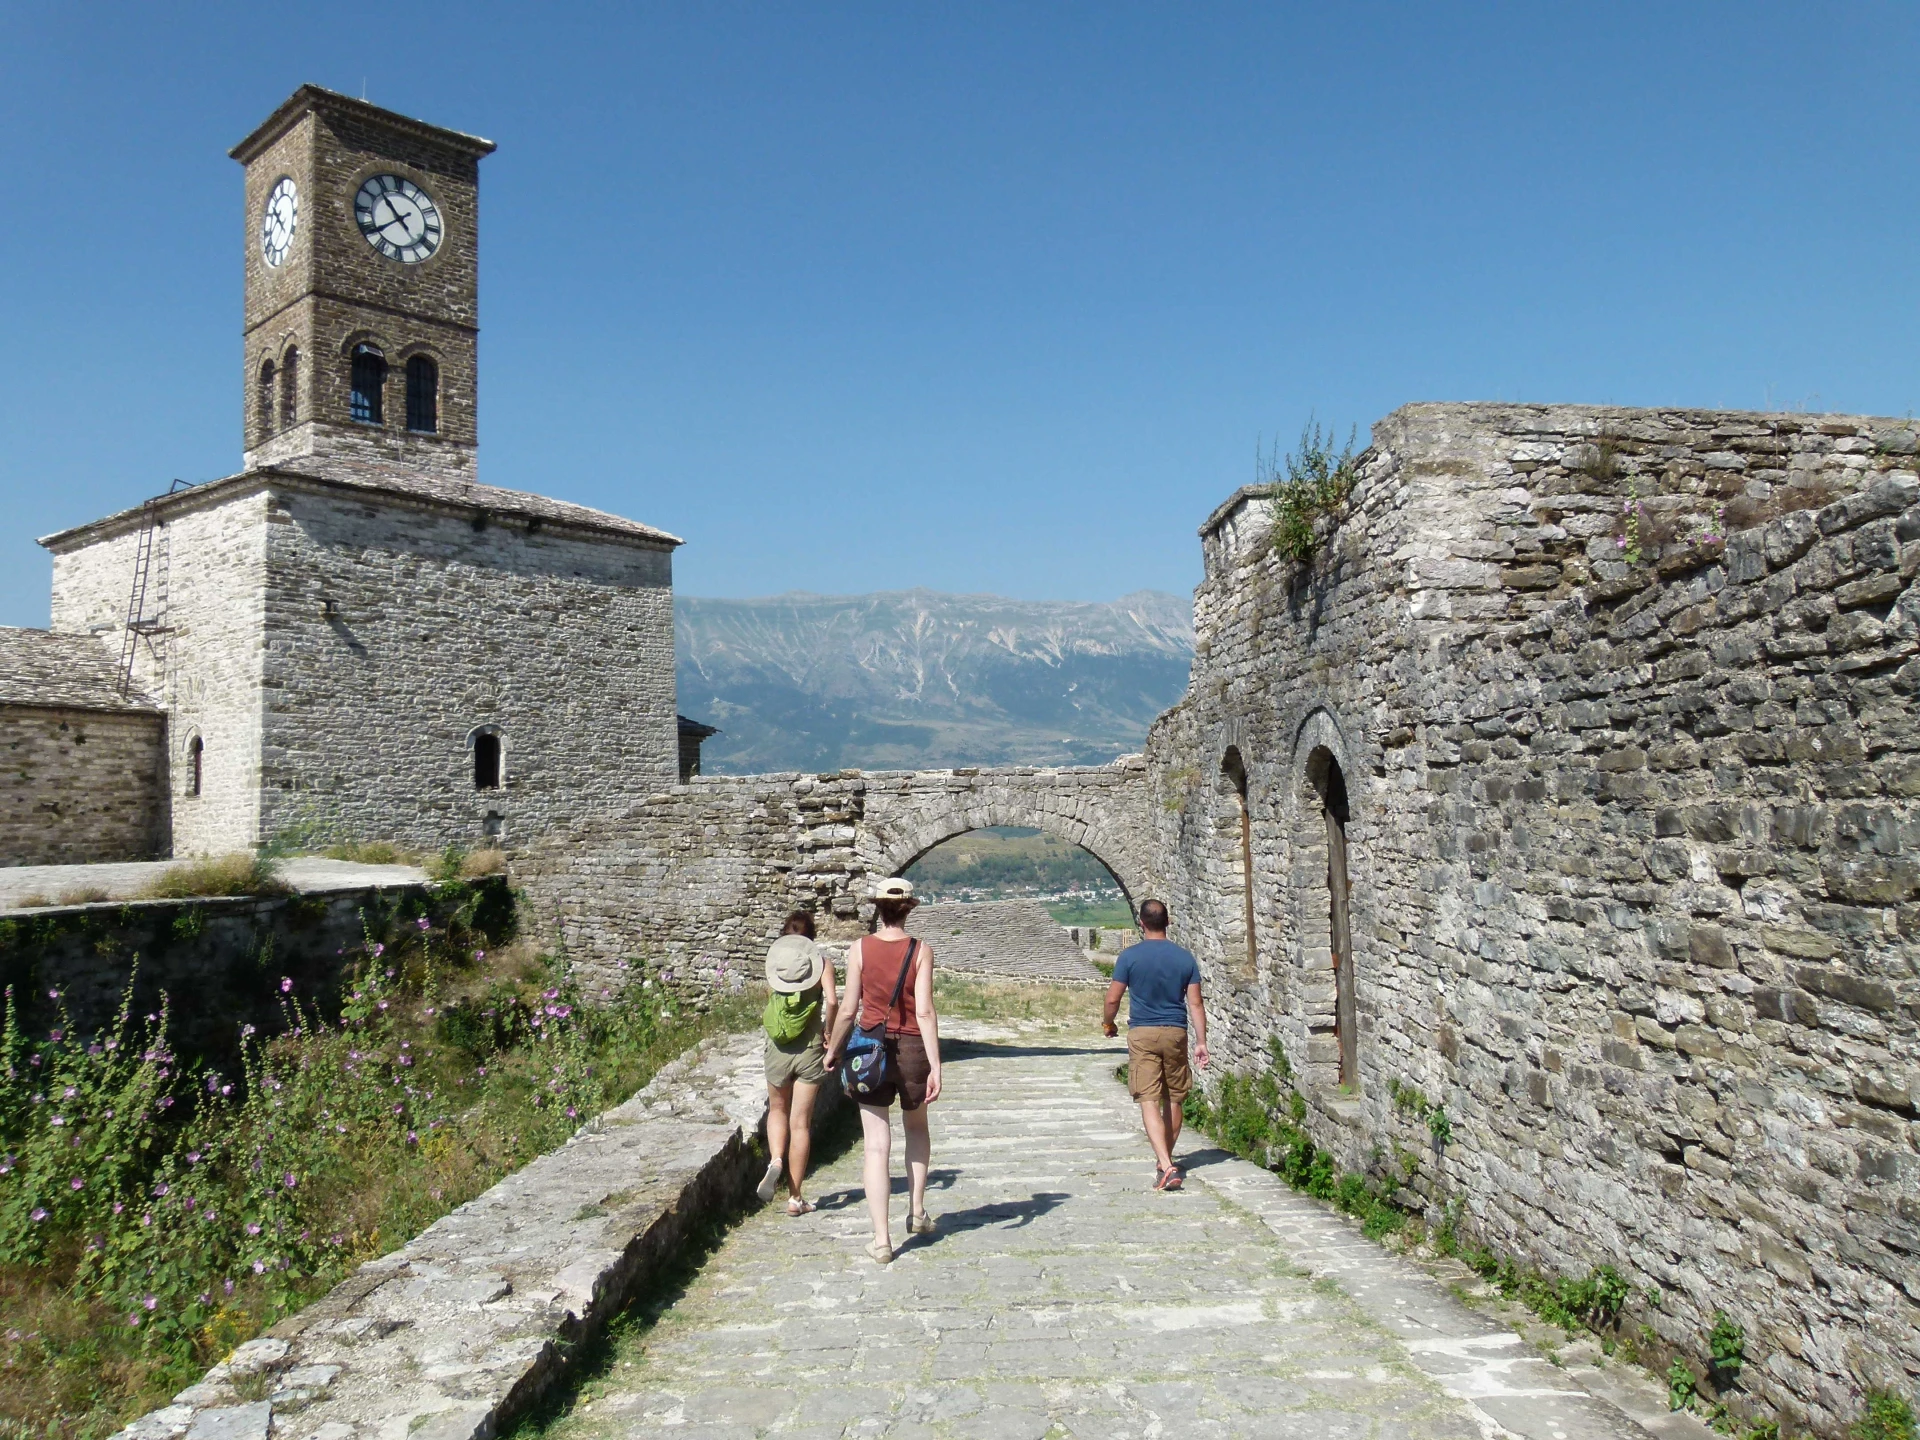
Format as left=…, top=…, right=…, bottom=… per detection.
left=259, top=177, right=298, bottom=267
left=354, top=174, right=443, bottom=264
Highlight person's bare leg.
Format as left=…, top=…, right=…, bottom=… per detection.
left=859, top=1104, right=894, bottom=1247
left=767, top=1083, right=792, bottom=1169
left=903, top=1103, right=931, bottom=1218
left=1166, top=1091, right=1184, bottom=1159
left=787, top=1081, right=819, bottom=1199
left=1138, top=1095, right=1175, bottom=1174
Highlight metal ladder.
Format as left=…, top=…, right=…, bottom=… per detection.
left=116, top=480, right=192, bottom=697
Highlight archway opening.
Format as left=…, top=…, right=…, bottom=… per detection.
left=1306, top=749, right=1356, bottom=1088
left=897, top=825, right=1135, bottom=982
left=1219, top=746, right=1256, bottom=980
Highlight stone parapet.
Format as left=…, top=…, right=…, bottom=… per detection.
left=111, top=1031, right=794, bottom=1440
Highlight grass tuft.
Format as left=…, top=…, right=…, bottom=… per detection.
left=138, top=854, right=287, bottom=900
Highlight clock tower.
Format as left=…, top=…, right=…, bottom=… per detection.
left=231, top=86, right=495, bottom=482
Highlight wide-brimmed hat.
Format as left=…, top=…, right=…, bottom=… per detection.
left=765, top=934, right=824, bottom=993
left=870, top=877, right=915, bottom=901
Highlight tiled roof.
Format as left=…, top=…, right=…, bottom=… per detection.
left=0, top=628, right=160, bottom=713
left=40, top=465, right=682, bottom=551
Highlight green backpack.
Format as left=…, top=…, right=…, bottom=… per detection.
left=763, top=987, right=820, bottom=1045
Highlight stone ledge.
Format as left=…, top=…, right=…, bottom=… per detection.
left=114, top=1029, right=799, bottom=1440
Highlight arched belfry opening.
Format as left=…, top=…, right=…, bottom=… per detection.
left=1306, top=748, right=1356, bottom=1087
left=1219, top=747, right=1256, bottom=980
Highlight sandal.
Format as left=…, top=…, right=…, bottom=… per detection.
left=755, top=1157, right=783, bottom=1203
left=786, top=1197, right=814, bottom=1216
left=1159, top=1166, right=1184, bottom=1192
left=908, top=1210, right=935, bottom=1235
left=865, top=1237, right=893, bottom=1265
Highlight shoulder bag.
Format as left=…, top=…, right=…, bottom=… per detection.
left=839, top=938, right=918, bottom=1100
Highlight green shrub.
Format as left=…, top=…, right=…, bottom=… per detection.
left=1855, top=1390, right=1918, bottom=1440
left=1669, top=1360, right=1698, bottom=1411
left=1265, top=418, right=1360, bottom=562
left=1708, top=1310, right=1746, bottom=1380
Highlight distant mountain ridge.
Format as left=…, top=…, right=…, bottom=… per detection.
left=676, top=588, right=1194, bottom=774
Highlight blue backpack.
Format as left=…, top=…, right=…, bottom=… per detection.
left=840, top=940, right=917, bottom=1099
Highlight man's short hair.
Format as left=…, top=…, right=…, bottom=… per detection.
left=1139, top=900, right=1169, bottom=931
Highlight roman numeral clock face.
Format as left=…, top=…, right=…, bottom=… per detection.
left=259, top=177, right=298, bottom=267
left=354, top=174, right=443, bottom=264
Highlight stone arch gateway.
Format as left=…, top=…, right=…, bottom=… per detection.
left=518, top=757, right=1155, bottom=993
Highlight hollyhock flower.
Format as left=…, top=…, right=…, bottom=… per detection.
left=70, top=1177, right=83, bottom=1190
left=417, top=917, right=431, bottom=931
left=253, top=1260, right=266, bottom=1274
left=30, top=1208, right=47, bottom=1222
left=371, top=944, right=385, bottom=958
left=247, top=1223, right=261, bottom=1235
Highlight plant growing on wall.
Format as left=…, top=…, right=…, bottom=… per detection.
left=1265, top=418, right=1360, bottom=562
left=1708, top=1310, right=1747, bottom=1382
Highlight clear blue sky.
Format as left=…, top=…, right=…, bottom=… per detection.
left=3, top=3, right=1917, bottom=628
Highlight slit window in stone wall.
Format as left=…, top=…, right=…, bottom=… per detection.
left=258, top=360, right=276, bottom=438
left=1315, top=754, right=1356, bottom=1087
left=405, top=355, right=438, bottom=433
left=188, top=736, right=203, bottom=797
left=1221, top=747, right=1256, bottom=979
left=473, top=731, right=502, bottom=790
left=350, top=344, right=386, bottom=424
left=279, top=347, right=299, bottom=430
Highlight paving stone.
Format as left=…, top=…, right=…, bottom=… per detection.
left=538, top=1022, right=1693, bottom=1440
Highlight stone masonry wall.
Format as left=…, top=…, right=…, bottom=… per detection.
left=255, top=482, right=677, bottom=853
left=0, top=707, right=168, bottom=865
left=516, top=761, right=1150, bottom=997
left=1144, top=402, right=1920, bottom=1433
left=49, top=490, right=271, bottom=856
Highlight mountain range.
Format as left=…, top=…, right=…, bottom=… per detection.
left=675, top=589, right=1194, bottom=774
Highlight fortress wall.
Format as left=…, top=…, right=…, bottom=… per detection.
left=515, top=762, right=1152, bottom=998
left=1146, top=402, right=1920, bottom=1432
left=254, top=484, right=678, bottom=854
left=0, top=706, right=168, bottom=865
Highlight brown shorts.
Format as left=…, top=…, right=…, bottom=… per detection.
left=1127, top=1026, right=1192, bottom=1105
left=765, top=1033, right=827, bottom=1088
left=859, top=1032, right=931, bottom=1111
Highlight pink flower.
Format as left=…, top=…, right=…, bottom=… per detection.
left=280, top=977, right=293, bottom=993
left=224, top=1278, right=235, bottom=1295
left=63, top=1087, right=76, bottom=1099
left=247, top=1223, right=261, bottom=1235
left=417, top=917, right=431, bottom=931
left=69, top=1177, right=83, bottom=1191
left=283, top=1173, right=297, bottom=1189
left=143, top=1295, right=157, bottom=1310
left=371, top=943, right=385, bottom=958
left=253, top=1259, right=266, bottom=1274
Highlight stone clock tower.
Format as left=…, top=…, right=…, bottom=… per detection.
left=231, top=85, right=495, bottom=481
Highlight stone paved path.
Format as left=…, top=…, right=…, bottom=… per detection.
left=542, top=1024, right=1708, bottom=1440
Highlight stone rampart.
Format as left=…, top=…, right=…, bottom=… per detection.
left=515, top=761, right=1150, bottom=995
left=1, top=707, right=169, bottom=865
left=1145, top=401, right=1920, bottom=1433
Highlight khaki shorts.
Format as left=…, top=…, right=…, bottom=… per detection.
left=765, top=1034, right=827, bottom=1088
left=1127, top=1026, right=1192, bottom=1105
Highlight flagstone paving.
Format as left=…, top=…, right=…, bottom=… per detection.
left=540, top=1022, right=1708, bottom=1440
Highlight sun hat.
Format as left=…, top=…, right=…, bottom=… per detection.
left=765, top=934, right=824, bottom=993
left=870, top=877, right=915, bottom=901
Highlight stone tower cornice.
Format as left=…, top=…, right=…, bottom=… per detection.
left=230, top=84, right=496, bottom=166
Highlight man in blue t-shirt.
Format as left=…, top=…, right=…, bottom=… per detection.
left=1102, top=899, right=1209, bottom=1191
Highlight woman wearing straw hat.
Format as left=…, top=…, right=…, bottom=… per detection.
left=757, top=911, right=837, bottom=1216
left=823, top=877, right=941, bottom=1264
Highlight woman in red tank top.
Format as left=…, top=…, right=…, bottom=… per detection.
left=824, top=877, right=942, bottom=1264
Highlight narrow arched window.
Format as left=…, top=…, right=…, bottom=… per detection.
left=350, top=344, right=386, bottom=424
left=188, top=736, right=203, bottom=797
left=257, top=360, right=276, bottom=438
left=279, top=347, right=299, bottom=430
left=473, top=731, right=501, bottom=790
left=405, top=356, right=438, bottom=434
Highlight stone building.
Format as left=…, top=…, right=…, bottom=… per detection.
left=1144, top=402, right=1920, bottom=1434
left=0, top=629, right=166, bottom=864
left=28, top=86, right=690, bottom=858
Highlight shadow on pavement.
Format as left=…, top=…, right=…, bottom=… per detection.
left=898, top=1191, right=1071, bottom=1253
